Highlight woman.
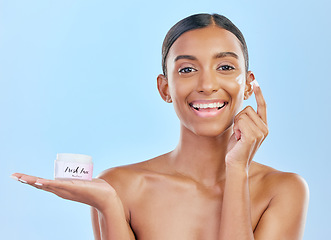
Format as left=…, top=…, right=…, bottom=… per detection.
left=11, top=13, right=309, bottom=240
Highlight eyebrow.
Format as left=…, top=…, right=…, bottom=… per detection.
left=174, top=52, right=239, bottom=62
left=174, top=55, right=197, bottom=62
left=213, top=52, right=239, bottom=59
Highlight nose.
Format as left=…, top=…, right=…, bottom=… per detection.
left=196, top=69, right=220, bottom=95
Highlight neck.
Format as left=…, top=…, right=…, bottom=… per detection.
left=169, top=124, right=233, bottom=186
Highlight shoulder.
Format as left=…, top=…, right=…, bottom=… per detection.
left=268, top=171, right=309, bottom=192
left=95, top=159, right=162, bottom=219
left=251, top=162, right=309, bottom=239
left=250, top=161, right=309, bottom=209
left=251, top=161, right=309, bottom=194
left=97, top=162, right=147, bottom=192
left=96, top=155, right=167, bottom=195
left=266, top=171, right=309, bottom=207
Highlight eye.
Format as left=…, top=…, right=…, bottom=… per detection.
left=217, top=65, right=235, bottom=71
left=178, top=67, right=197, bottom=74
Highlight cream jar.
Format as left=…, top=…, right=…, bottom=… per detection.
left=54, top=153, right=93, bottom=180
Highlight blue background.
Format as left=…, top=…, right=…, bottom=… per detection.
left=1, top=0, right=330, bottom=239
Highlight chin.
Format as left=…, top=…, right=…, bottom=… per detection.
left=187, top=121, right=233, bottom=138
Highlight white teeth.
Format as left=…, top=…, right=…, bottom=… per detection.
left=192, top=102, right=226, bottom=109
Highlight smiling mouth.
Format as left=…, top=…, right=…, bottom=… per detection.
left=189, top=102, right=227, bottom=111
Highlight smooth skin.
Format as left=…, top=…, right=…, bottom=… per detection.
left=12, top=26, right=309, bottom=240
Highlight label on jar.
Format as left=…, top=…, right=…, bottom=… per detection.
left=54, top=160, right=93, bottom=180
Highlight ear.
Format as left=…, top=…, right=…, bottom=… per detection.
left=244, top=71, right=255, bottom=100
left=157, top=74, right=172, bottom=103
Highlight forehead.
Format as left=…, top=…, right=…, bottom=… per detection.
left=167, top=26, right=244, bottom=63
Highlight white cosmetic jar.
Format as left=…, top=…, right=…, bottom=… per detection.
left=54, top=153, right=93, bottom=180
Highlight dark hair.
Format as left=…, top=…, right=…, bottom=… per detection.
left=162, top=13, right=249, bottom=77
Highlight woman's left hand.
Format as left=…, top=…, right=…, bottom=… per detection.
left=226, top=80, right=268, bottom=170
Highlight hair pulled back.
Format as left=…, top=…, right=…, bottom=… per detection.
left=162, top=13, right=249, bottom=77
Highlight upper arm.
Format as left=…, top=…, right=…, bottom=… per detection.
left=93, top=168, right=137, bottom=240
left=91, top=206, right=136, bottom=240
left=254, top=173, right=309, bottom=240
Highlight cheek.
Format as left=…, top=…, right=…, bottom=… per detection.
left=235, top=73, right=246, bottom=100
left=224, top=74, right=245, bottom=113
left=168, top=76, right=194, bottom=102
left=235, top=73, right=245, bottom=85
left=170, top=83, right=192, bottom=118
left=224, top=73, right=245, bottom=97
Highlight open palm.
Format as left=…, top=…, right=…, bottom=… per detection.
left=11, top=173, right=118, bottom=212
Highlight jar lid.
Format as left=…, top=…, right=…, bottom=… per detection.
left=56, top=153, right=93, bottom=163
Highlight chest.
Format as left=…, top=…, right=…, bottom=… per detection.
left=128, top=181, right=269, bottom=240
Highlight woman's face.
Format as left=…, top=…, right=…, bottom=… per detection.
left=162, top=26, right=253, bottom=137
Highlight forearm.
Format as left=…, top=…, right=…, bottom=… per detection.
left=97, top=195, right=132, bottom=240
left=219, top=165, right=254, bottom=240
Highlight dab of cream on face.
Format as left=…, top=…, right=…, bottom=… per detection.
left=54, top=153, right=93, bottom=180
left=235, top=73, right=244, bottom=85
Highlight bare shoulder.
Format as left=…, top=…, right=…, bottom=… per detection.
left=97, top=162, right=144, bottom=185
left=95, top=156, right=166, bottom=220
left=250, top=161, right=309, bottom=198
left=96, top=155, right=167, bottom=195
left=251, top=162, right=309, bottom=239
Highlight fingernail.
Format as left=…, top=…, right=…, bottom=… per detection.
left=19, top=179, right=27, bottom=184
left=35, top=182, right=43, bottom=186
left=10, top=175, right=19, bottom=181
left=251, top=80, right=259, bottom=87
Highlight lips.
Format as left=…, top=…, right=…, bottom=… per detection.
left=189, top=100, right=228, bottom=117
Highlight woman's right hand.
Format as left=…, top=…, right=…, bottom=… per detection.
left=11, top=173, right=120, bottom=213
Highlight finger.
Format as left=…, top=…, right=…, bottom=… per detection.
left=252, top=80, right=267, bottom=124
left=235, top=106, right=268, bottom=137
left=10, top=173, right=47, bottom=190
left=32, top=179, right=79, bottom=199
left=11, top=173, right=34, bottom=181
left=234, top=112, right=266, bottom=146
left=10, top=173, right=66, bottom=190
left=11, top=173, right=42, bottom=184
left=36, top=178, right=88, bottom=191
left=35, top=178, right=70, bottom=189
left=232, top=114, right=261, bottom=161
left=37, top=181, right=94, bottom=204
left=234, top=115, right=263, bottom=161
left=233, top=113, right=256, bottom=142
